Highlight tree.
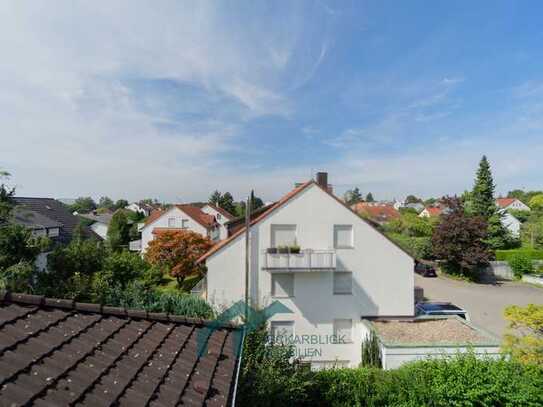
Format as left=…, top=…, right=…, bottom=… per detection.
left=0, top=225, right=42, bottom=271
left=209, top=191, right=237, bottom=216
left=114, top=199, right=129, bottom=210
left=503, top=304, right=543, bottom=366
left=365, top=192, right=375, bottom=202
left=471, top=156, right=496, bottom=219
left=107, top=210, right=131, bottom=251
left=405, top=195, right=421, bottom=204
left=485, top=213, right=517, bottom=250
left=529, top=194, right=543, bottom=211
left=344, top=188, right=363, bottom=205
left=98, top=196, right=114, bottom=210
left=431, top=197, right=491, bottom=277
left=70, top=196, right=97, bottom=213
left=237, top=194, right=265, bottom=217
left=0, top=170, right=15, bottom=223
left=145, top=230, right=212, bottom=287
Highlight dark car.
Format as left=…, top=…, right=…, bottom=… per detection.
left=415, top=302, right=470, bottom=321
left=414, top=261, right=437, bottom=277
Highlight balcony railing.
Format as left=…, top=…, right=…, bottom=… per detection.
left=129, top=240, right=142, bottom=251
left=263, top=249, right=336, bottom=272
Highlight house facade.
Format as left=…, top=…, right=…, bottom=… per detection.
left=198, top=176, right=414, bottom=369
left=201, top=204, right=235, bottom=239
left=496, top=198, right=530, bottom=211
left=139, top=205, right=221, bottom=252
left=419, top=206, right=442, bottom=218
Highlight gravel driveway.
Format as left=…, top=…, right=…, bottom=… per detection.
left=414, top=274, right=543, bottom=337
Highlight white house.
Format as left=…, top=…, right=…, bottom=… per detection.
left=198, top=173, right=414, bottom=369
left=78, top=211, right=113, bottom=240
left=496, top=198, right=530, bottom=211
left=138, top=205, right=221, bottom=252
left=201, top=203, right=235, bottom=239
left=500, top=210, right=521, bottom=238
left=125, top=202, right=159, bottom=217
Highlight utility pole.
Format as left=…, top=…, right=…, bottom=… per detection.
left=244, top=190, right=253, bottom=324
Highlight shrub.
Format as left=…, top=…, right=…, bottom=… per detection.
left=496, top=249, right=543, bottom=261
left=508, top=253, right=534, bottom=279
left=360, top=331, right=381, bottom=368
left=503, top=304, right=543, bottom=366
left=386, top=233, right=433, bottom=259
left=0, top=261, right=35, bottom=292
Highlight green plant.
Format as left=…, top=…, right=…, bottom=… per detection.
left=503, top=304, right=543, bottom=366
left=0, top=261, right=35, bottom=292
left=360, top=331, right=382, bottom=368
left=277, top=245, right=289, bottom=254
left=290, top=244, right=301, bottom=254
left=508, top=253, right=534, bottom=279
left=496, top=249, right=543, bottom=261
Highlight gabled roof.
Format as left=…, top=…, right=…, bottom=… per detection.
left=203, top=203, right=235, bottom=221
left=144, top=209, right=165, bottom=226
left=352, top=203, right=400, bottom=222
left=13, top=197, right=97, bottom=242
left=176, top=205, right=217, bottom=229
left=12, top=207, right=63, bottom=229
left=198, top=181, right=414, bottom=263
left=0, top=291, right=242, bottom=406
left=79, top=211, right=114, bottom=225
left=423, top=207, right=442, bottom=216
left=496, top=197, right=517, bottom=208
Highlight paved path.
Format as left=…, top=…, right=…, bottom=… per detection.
left=415, top=274, right=543, bottom=337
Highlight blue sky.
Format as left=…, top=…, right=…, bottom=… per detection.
left=2, top=1, right=543, bottom=202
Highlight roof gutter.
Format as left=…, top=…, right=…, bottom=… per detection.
left=231, top=327, right=246, bottom=407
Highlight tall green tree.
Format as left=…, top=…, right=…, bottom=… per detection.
left=237, top=194, right=265, bottom=217
left=114, top=199, right=129, bottom=210
left=70, top=197, right=97, bottom=213
left=0, top=170, right=15, bottom=223
left=365, top=192, right=375, bottom=202
left=209, top=190, right=237, bottom=215
left=98, top=196, right=114, bottom=210
left=471, top=156, right=496, bottom=219
left=107, top=211, right=131, bottom=251
left=344, top=188, right=363, bottom=205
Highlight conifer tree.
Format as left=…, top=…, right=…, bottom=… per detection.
left=471, top=156, right=496, bottom=219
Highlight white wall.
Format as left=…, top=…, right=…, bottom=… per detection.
left=501, top=212, right=521, bottom=237
left=201, top=205, right=230, bottom=240
left=205, top=184, right=414, bottom=367
left=381, top=344, right=501, bottom=370
left=505, top=200, right=530, bottom=211
left=140, top=207, right=209, bottom=252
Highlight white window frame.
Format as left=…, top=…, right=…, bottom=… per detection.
left=333, top=272, right=353, bottom=295
left=47, top=227, right=60, bottom=237
left=333, top=319, right=353, bottom=344
left=181, top=219, right=189, bottom=229
left=334, top=225, right=354, bottom=249
left=167, top=217, right=177, bottom=228
left=270, top=321, right=295, bottom=345
left=270, top=224, right=297, bottom=248
left=271, top=273, right=294, bottom=298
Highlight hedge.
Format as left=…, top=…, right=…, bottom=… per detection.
left=495, top=249, right=543, bottom=261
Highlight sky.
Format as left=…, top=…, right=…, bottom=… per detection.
left=2, top=1, right=543, bottom=203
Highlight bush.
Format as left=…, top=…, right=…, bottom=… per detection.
left=0, top=261, right=35, bottom=292
left=360, top=331, right=381, bottom=368
left=508, top=253, right=534, bottom=279
left=386, top=233, right=433, bottom=259
left=496, top=249, right=543, bottom=261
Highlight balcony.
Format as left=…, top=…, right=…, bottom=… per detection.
left=263, top=249, right=336, bottom=272
left=129, top=240, right=142, bottom=251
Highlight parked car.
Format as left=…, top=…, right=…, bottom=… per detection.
left=415, top=301, right=470, bottom=321
left=414, top=261, right=437, bottom=277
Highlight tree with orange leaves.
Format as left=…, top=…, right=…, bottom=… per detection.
left=144, top=230, right=212, bottom=287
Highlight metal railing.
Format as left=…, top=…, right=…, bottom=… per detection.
left=263, top=249, right=336, bottom=272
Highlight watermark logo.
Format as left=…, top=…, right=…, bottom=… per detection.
left=197, top=300, right=293, bottom=357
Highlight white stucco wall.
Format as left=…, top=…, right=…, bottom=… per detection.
left=205, top=184, right=414, bottom=367
left=140, top=207, right=209, bottom=252
left=201, top=205, right=229, bottom=240
left=504, top=199, right=530, bottom=211
left=381, top=344, right=501, bottom=370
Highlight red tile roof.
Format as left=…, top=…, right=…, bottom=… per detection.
left=204, top=204, right=235, bottom=220
left=198, top=180, right=414, bottom=263
left=352, top=203, right=400, bottom=222
left=424, top=206, right=442, bottom=216
left=0, top=291, right=242, bottom=406
left=144, top=208, right=165, bottom=226
left=176, top=205, right=217, bottom=229
left=496, top=198, right=516, bottom=208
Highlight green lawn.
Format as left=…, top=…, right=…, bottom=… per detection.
left=157, top=272, right=201, bottom=294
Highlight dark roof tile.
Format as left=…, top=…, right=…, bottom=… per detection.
left=0, top=292, right=241, bottom=406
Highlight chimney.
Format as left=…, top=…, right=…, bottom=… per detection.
left=316, top=172, right=328, bottom=189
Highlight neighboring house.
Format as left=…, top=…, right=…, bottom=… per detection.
left=224, top=203, right=276, bottom=237
left=201, top=203, right=235, bottom=239
left=496, top=198, right=530, bottom=212
left=419, top=206, right=443, bottom=218
left=138, top=205, right=221, bottom=252
left=500, top=210, right=521, bottom=237
left=198, top=173, right=415, bottom=369
left=78, top=211, right=113, bottom=240
left=0, top=292, right=242, bottom=406
left=12, top=197, right=98, bottom=270
left=125, top=201, right=160, bottom=217
left=351, top=202, right=400, bottom=225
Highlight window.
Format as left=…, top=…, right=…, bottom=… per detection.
left=271, top=224, right=297, bottom=247
left=167, top=217, right=177, bottom=228
left=333, top=319, right=353, bottom=343
left=47, top=228, right=60, bottom=237
left=272, top=273, right=294, bottom=297
left=334, top=225, right=353, bottom=249
left=270, top=321, right=294, bottom=344
left=216, top=213, right=222, bottom=220
left=333, top=272, right=352, bottom=295
left=181, top=219, right=189, bottom=228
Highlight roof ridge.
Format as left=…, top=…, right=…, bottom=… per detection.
left=0, top=291, right=240, bottom=330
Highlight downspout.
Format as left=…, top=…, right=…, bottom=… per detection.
left=230, top=327, right=246, bottom=407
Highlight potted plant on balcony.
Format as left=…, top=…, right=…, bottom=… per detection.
left=289, top=243, right=301, bottom=254
left=277, top=245, right=289, bottom=254
left=267, top=247, right=278, bottom=254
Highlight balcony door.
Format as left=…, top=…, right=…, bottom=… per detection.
left=270, top=224, right=297, bottom=248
